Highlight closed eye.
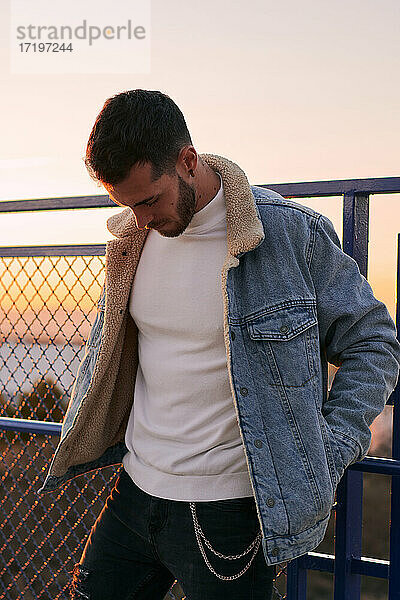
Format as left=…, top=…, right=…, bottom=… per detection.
left=146, top=196, right=159, bottom=207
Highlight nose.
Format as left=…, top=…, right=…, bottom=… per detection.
left=132, top=209, right=152, bottom=230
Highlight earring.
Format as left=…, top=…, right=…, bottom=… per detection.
left=189, top=169, right=195, bottom=177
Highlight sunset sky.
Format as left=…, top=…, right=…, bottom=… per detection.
left=0, top=0, right=399, bottom=318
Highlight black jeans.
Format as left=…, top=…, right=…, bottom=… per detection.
left=70, top=468, right=276, bottom=599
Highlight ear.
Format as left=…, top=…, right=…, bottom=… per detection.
left=178, top=145, right=198, bottom=178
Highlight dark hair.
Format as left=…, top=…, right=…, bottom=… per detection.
left=84, top=89, right=193, bottom=185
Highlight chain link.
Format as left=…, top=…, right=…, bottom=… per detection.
left=189, top=501, right=262, bottom=580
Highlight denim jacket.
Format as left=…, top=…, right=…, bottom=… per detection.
left=38, top=154, right=400, bottom=567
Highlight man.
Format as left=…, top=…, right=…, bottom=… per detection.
left=38, top=89, right=400, bottom=600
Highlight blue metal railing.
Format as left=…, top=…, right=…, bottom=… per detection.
left=1, top=176, right=399, bottom=599
left=263, top=179, right=400, bottom=599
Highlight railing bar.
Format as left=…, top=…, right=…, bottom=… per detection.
left=350, top=457, right=400, bottom=475
left=350, top=557, right=390, bottom=578
left=0, top=178, right=399, bottom=214
left=0, top=244, right=106, bottom=257
left=261, top=177, right=400, bottom=197
left=298, top=553, right=390, bottom=578
left=0, top=196, right=113, bottom=212
left=0, top=417, right=61, bottom=435
left=3, top=418, right=400, bottom=474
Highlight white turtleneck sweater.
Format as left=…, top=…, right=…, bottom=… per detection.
left=122, top=173, right=253, bottom=501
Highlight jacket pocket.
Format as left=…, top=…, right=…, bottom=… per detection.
left=317, top=410, right=344, bottom=489
left=245, top=301, right=318, bottom=387
left=323, top=418, right=360, bottom=481
left=318, top=413, right=360, bottom=489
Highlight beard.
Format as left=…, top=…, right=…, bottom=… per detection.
left=155, top=175, right=196, bottom=238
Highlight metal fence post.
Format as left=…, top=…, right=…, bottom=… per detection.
left=286, top=557, right=307, bottom=599
left=388, top=234, right=400, bottom=599
left=331, top=191, right=370, bottom=599
left=334, top=469, right=363, bottom=599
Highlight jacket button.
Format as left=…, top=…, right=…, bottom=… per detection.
left=267, top=497, right=275, bottom=507
left=240, top=387, right=248, bottom=396
left=271, top=547, right=279, bottom=557
left=254, top=439, right=263, bottom=448
left=280, top=325, right=289, bottom=334
left=231, top=331, right=236, bottom=341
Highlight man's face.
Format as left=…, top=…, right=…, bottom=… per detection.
left=103, top=162, right=197, bottom=238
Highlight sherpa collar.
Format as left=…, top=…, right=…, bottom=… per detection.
left=106, top=153, right=265, bottom=257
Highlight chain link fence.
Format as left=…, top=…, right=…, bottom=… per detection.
left=0, top=251, right=287, bottom=599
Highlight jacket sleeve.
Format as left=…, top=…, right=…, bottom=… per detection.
left=310, top=214, right=400, bottom=469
